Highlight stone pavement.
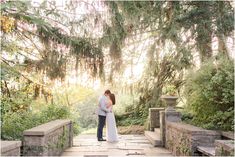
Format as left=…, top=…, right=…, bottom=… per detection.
left=61, top=134, right=172, bottom=156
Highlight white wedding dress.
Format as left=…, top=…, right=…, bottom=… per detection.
left=106, top=106, right=119, bottom=142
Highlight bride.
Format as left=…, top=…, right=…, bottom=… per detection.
left=106, top=93, right=118, bottom=142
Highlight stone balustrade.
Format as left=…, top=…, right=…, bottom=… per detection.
left=1, top=141, right=22, bottom=156
left=165, top=122, right=221, bottom=156
left=23, top=119, right=73, bottom=156
left=146, top=106, right=234, bottom=156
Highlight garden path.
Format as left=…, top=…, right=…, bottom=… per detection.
left=62, top=134, right=172, bottom=156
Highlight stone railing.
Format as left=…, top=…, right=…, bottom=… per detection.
left=23, top=119, right=73, bottom=156
left=146, top=96, right=234, bottom=157
left=1, top=141, right=21, bottom=156
left=165, top=122, right=221, bottom=156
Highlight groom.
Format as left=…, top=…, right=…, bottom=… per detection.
left=97, top=90, right=111, bottom=141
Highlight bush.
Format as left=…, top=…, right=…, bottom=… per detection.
left=184, top=56, right=234, bottom=131
left=1, top=103, right=80, bottom=140
left=115, top=110, right=146, bottom=126
left=76, top=93, right=99, bottom=130
left=1, top=111, right=41, bottom=140
left=40, top=104, right=70, bottom=122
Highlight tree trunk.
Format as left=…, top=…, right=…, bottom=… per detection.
left=218, top=34, right=229, bottom=57
left=217, top=2, right=229, bottom=57
left=196, top=2, right=213, bottom=63
left=4, top=80, right=11, bottom=97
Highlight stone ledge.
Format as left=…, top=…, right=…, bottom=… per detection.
left=221, top=131, right=234, bottom=140
left=23, top=119, right=71, bottom=136
left=23, top=119, right=73, bottom=156
left=215, top=140, right=234, bottom=152
left=166, top=122, right=220, bottom=136
left=197, top=146, right=215, bottom=156
left=145, top=131, right=162, bottom=147
left=1, top=141, right=21, bottom=154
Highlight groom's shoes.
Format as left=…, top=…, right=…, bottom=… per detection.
left=98, top=138, right=106, bottom=141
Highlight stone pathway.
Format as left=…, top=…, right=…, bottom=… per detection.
left=62, top=134, right=172, bottom=156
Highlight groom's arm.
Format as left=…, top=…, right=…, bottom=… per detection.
left=99, top=97, right=110, bottom=113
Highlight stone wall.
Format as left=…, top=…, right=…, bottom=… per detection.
left=23, top=119, right=73, bottom=156
left=1, top=141, right=21, bottom=156
left=165, top=122, right=221, bottom=156
left=215, top=140, right=234, bottom=156
left=149, top=108, right=165, bottom=131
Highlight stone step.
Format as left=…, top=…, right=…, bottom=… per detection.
left=197, top=146, right=215, bottom=156
left=154, top=128, right=160, bottom=134
left=144, top=131, right=162, bottom=147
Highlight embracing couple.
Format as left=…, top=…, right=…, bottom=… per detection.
left=97, top=90, right=118, bottom=142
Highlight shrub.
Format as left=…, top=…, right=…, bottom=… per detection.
left=184, top=56, right=234, bottom=131
left=1, top=103, right=80, bottom=140
left=39, top=104, right=70, bottom=122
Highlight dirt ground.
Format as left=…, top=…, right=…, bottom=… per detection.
left=118, top=125, right=145, bottom=134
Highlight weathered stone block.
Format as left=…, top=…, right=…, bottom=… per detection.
left=23, top=119, right=73, bottom=156
left=1, top=141, right=21, bottom=156
left=23, top=135, right=45, bottom=146
left=149, top=108, right=165, bottom=131
left=215, top=140, right=234, bottom=156
left=165, top=111, right=181, bottom=122
left=165, top=122, right=221, bottom=156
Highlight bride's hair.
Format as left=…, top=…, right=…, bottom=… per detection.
left=104, top=90, right=111, bottom=95
left=109, top=93, right=115, bottom=105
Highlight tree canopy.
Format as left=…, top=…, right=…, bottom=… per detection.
left=1, top=1, right=234, bottom=134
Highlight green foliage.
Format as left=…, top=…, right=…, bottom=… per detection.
left=116, top=116, right=145, bottom=126
left=1, top=103, right=79, bottom=140
left=137, top=54, right=182, bottom=119
left=162, top=84, right=177, bottom=95
left=39, top=104, right=70, bottom=122
left=1, top=82, right=82, bottom=140
left=76, top=92, right=99, bottom=130
left=1, top=111, right=40, bottom=140
left=184, top=56, right=234, bottom=131
left=1, top=0, right=103, bottom=80
left=113, top=93, right=146, bottom=126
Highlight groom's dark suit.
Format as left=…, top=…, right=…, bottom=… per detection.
left=97, top=95, right=109, bottom=141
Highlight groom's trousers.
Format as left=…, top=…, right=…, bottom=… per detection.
left=97, top=115, right=106, bottom=139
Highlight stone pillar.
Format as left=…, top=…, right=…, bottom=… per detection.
left=160, top=96, right=181, bottom=147
left=69, top=122, right=73, bottom=147
left=165, top=111, right=181, bottom=122
left=160, top=111, right=181, bottom=147
left=149, top=108, right=165, bottom=131
left=160, top=111, right=165, bottom=146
